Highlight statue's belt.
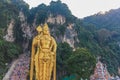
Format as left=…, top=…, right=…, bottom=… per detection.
left=39, top=49, right=54, bottom=53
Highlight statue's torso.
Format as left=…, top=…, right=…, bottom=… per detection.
left=35, top=35, right=53, bottom=60
left=40, top=35, right=52, bottom=50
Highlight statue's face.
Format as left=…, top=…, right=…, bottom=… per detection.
left=43, top=29, right=49, bottom=35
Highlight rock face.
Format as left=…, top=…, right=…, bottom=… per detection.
left=3, top=11, right=78, bottom=49
left=19, top=11, right=33, bottom=52
left=90, top=61, right=110, bottom=80
left=47, top=14, right=79, bottom=49
left=19, top=11, right=32, bottom=39
left=63, top=23, right=79, bottom=49
left=3, top=19, right=15, bottom=42
left=47, top=14, right=66, bottom=25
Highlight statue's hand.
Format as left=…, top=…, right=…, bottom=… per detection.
left=50, top=52, right=55, bottom=62
left=51, top=52, right=55, bottom=56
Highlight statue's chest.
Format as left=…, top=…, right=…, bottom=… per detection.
left=40, top=36, right=52, bottom=48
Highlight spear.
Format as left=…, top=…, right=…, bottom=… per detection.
left=30, top=38, right=36, bottom=80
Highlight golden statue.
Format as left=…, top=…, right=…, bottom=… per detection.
left=30, top=23, right=57, bottom=80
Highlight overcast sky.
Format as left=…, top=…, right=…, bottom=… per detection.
left=24, top=0, right=120, bottom=18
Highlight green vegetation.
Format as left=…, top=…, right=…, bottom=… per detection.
left=66, top=48, right=96, bottom=80
left=83, top=9, right=120, bottom=32
left=0, top=0, right=27, bottom=78
left=27, top=0, right=75, bottom=24
left=57, top=42, right=73, bottom=78
left=82, top=8, right=120, bottom=75
left=0, top=0, right=18, bottom=28
left=13, top=20, right=24, bottom=43
left=57, top=43, right=96, bottom=80
left=0, top=38, right=21, bottom=78
left=49, top=0, right=71, bottom=16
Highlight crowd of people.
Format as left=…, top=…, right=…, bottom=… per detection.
left=90, top=61, right=120, bottom=80
left=6, top=52, right=120, bottom=80
left=9, top=53, right=30, bottom=80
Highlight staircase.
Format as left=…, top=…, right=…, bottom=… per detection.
left=3, top=53, right=30, bottom=80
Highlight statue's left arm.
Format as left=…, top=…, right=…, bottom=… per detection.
left=52, top=37, right=57, bottom=53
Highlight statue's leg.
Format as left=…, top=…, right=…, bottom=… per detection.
left=43, top=57, right=52, bottom=80
left=35, top=54, right=39, bottom=80
left=46, top=61, right=51, bottom=80
left=43, top=60, right=49, bottom=80
left=43, top=61, right=46, bottom=80
left=49, top=61, right=54, bottom=80
left=39, top=59, right=43, bottom=80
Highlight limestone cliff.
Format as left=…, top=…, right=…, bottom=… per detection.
left=47, top=14, right=66, bottom=25
left=19, top=11, right=32, bottom=39
left=3, top=19, right=15, bottom=42
left=47, top=15, right=79, bottom=49
left=18, top=11, right=32, bottom=52
left=63, top=23, right=79, bottom=49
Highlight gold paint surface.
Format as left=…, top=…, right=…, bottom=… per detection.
left=30, top=23, right=57, bottom=80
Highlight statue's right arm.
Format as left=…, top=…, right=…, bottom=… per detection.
left=30, top=37, right=37, bottom=80
left=51, top=37, right=57, bottom=80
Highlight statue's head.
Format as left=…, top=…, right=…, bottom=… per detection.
left=43, top=23, right=50, bottom=35
left=36, top=25, right=42, bottom=34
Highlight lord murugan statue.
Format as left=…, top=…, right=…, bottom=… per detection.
left=30, top=23, right=57, bottom=80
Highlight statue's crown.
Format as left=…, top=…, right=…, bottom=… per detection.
left=36, top=25, right=42, bottom=32
left=43, top=23, right=49, bottom=30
